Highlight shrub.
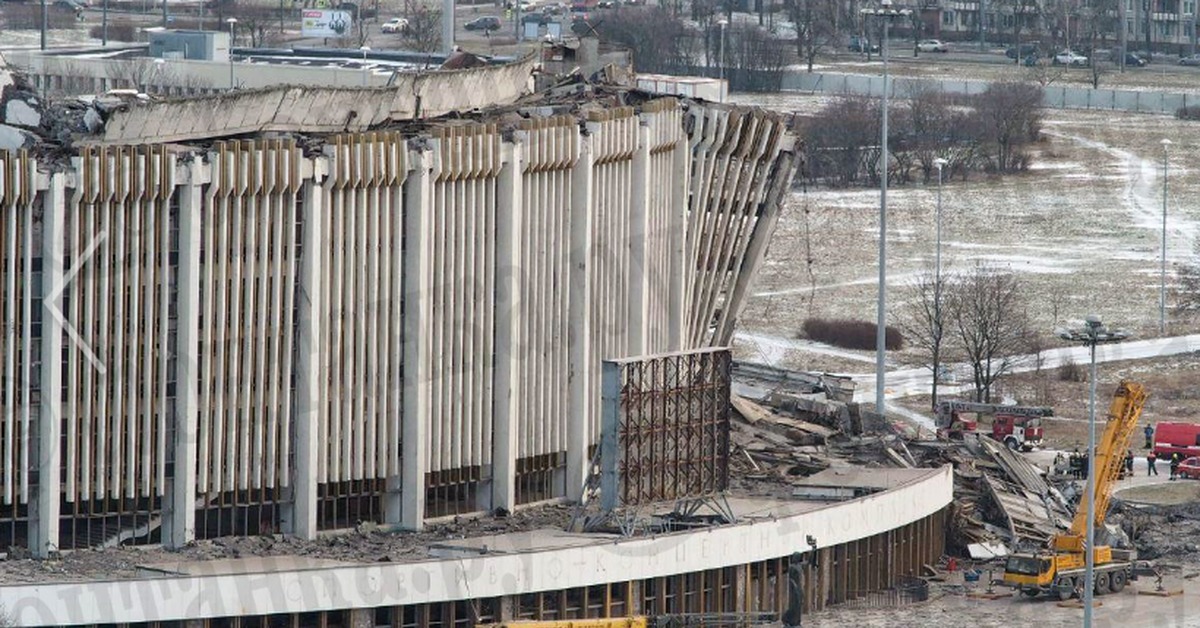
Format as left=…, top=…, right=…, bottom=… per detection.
left=89, top=21, right=139, bottom=43
left=1058, top=356, right=1085, bottom=382
left=801, top=317, right=903, bottom=351
left=1176, top=106, right=1200, bottom=121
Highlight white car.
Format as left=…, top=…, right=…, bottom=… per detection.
left=917, top=39, right=948, bottom=53
left=381, top=17, right=409, bottom=33
left=1053, top=50, right=1088, bottom=66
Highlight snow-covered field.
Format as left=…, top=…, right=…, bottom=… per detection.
left=727, top=95, right=1200, bottom=377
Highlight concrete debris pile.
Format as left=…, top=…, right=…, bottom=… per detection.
left=730, top=362, right=1075, bottom=558
left=0, top=65, right=151, bottom=151
left=0, top=70, right=43, bottom=150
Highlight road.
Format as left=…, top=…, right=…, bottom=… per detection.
left=736, top=331, right=1200, bottom=418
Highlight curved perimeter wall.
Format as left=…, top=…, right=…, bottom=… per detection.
left=2, top=467, right=953, bottom=625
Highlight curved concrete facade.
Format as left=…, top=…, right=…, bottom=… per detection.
left=1, top=466, right=952, bottom=625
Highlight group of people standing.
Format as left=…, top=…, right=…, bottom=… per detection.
left=1060, top=424, right=1186, bottom=480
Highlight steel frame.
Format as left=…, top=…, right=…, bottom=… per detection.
left=600, top=348, right=732, bottom=511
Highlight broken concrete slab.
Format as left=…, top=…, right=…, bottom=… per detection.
left=0, top=124, right=36, bottom=150
left=5, top=99, right=41, bottom=128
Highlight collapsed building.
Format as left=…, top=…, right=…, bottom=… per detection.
left=0, top=50, right=799, bottom=547
left=0, top=53, right=961, bottom=627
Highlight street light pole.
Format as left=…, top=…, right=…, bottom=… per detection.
left=717, top=19, right=728, bottom=86
left=933, top=156, right=948, bottom=409
left=1160, top=138, right=1171, bottom=336
left=360, top=46, right=371, bottom=86
left=1058, top=316, right=1130, bottom=628
left=860, top=0, right=908, bottom=414
left=227, top=18, right=238, bottom=90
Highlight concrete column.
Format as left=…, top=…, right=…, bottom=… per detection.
left=492, top=138, right=524, bottom=514
left=566, top=124, right=596, bottom=502
left=33, top=172, right=64, bottom=558
left=400, top=149, right=434, bottom=530
left=167, top=161, right=205, bottom=548
left=628, top=121, right=651, bottom=354
left=288, top=176, right=324, bottom=540
left=667, top=133, right=689, bottom=352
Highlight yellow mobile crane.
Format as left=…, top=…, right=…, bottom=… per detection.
left=1003, top=380, right=1147, bottom=600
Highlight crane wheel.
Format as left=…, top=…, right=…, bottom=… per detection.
left=1005, top=437, right=1019, bottom=450
left=1109, top=570, right=1127, bottom=593
left=1094, top=572, right=1111, bottom=594
left=1055, top=577, right=1075, bottom=601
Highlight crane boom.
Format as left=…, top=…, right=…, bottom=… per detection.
left=1054, top=380, right=1147, bottom=553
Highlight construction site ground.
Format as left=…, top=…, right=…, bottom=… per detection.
left=726, top=90, right=1200, bottom=623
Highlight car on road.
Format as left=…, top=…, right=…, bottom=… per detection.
left=1113, top=51, right=1147, bottom=66
left=380, top=17, right=408, bottom=33
left=465, top=15, right=502, bottom=31
left=1005, top=43, right=1040, bottom=59
left=1177, top=456, right=1200, bottom=479
left=917, top=39, right=948, bottom=53
left=51, top=0, right=86, bottom=11
left=1053, top=50, right=1089, bottom=66
left=848, top=36, right=880, bottom=53
left=1179, top=54, right=1200, bottom=66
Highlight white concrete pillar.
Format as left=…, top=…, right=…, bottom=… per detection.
left=566, top=125, right=596, bottom=502
left=400, top=149, right=433, bottom=530
left=167, top=161, right=205, bottom=548
left=628, top=121, right=651, bottom=355
left=33, top=172, right=64, bottom=558
left=492, top=137, right=524, bottom=513
left=668, top=134, right=690, bottom=352
left=289, top=175, right=324, bottom=540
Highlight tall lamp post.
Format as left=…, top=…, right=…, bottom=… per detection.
left=227, top=18, right=238, bottom=90
left=717, top=19, right=728, bottom=86
left=932, top=157, right=948, bottom=407
left=360, top=46, right=371, bottom=86
left=1160, top=138, right=1171, bottom=336
left=1057, top=316, right=1130, bottom=628
left=861, top=0, right=909, bottom=414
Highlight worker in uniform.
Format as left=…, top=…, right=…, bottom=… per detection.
left=1148, top=451, right=1158, bottom=476
left=1170, top=452, right=1182, bottom=480
left=1144, top=424, right=1155, bottom=449
left=1125, top=449, right=1134, bottom=477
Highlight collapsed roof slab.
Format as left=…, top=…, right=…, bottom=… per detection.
left=96, top=54, right=538, bottom=145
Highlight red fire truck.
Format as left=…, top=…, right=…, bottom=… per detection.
left=935, top=400, right=1054, bottom=451
left=1151, top=422, right=1200, bottom=459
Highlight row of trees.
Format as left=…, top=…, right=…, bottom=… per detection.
left=796, top=81, right=1044, bottom=187
left=900, top=238, right=1200, bottom=409
left=898, top=266, right=1032, bottom=407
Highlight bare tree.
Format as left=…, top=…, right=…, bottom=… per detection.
left=973, top=80, right=1043, bottom=171
left=1006, top=0, right=1043, bottom=64
left=400, top=1, right=442, bottom=53
left=946, top=266, right=1032, bottom=403
left=787, top=0, right=839, bottom=72
left=897, top=268, right=953, bottom=410
left=594, top=7, right=699, bottom=75
left=725, top=22, right=793, bottom=91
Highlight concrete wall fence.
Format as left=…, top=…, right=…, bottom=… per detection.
left=0, top=468, right=953, bottom=626
left=781, top=71, right=1199, bottom=115
left=0, top=98, right=798, bottom=558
